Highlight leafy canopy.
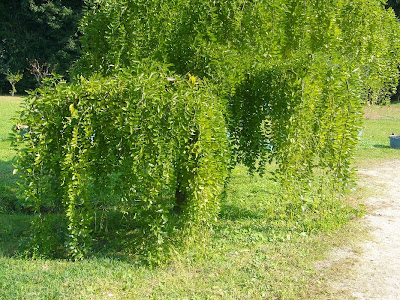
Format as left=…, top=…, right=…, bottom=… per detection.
left=14, top=0, right=400, bottom=259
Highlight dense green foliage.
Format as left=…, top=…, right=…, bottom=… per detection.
left=0, top=0, right=84, bottom=93
left=14, top=0, right=400, bottom=259
left=387, top=0, right=400, bottom=101
left=14, top=63, right=229, bottom=259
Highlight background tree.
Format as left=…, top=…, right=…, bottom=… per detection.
left=387, top=0, right=400, bottom=17
left=0, top=0, right=84, bottom=93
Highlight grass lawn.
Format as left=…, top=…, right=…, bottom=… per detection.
left=356, top=103, right=400, bottom=167
left=0, top=97, right=399, bottom=299
left=0, top=96, right=22, bottom=212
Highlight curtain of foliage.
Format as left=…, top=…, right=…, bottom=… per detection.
left=0, top=0, right=84, bottom=93
left=386, top=0, right=400, bottom=102
left=15, top=62, right=230, bottom=260
left=14, top=0, right=400, bottom=259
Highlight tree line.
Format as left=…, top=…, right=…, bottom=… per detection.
left=0, top=0, right=84, bottom=94
left=1, top=1, right=400, bottom=97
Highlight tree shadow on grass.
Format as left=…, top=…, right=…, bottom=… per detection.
left=1, top=206, right=268, bottom=262
left=219, top=203, right=265, bottom=221
left=0, top=214, right=32, bottom=257
left=373, top=144, right=392, bottom=149
left=0, top=213, right=136, bottom=262
left=0, top=160, right=20, bottom=213
left=0, top=209, right=177, bottom=264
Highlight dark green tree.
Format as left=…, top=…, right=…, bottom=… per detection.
left=387, top=0, right=400, bottom=17
left=0, top=0, right=84, bottom=93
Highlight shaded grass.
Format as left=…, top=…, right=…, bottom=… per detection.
left=0, top=215, right=365, bottom=299
left=0, top=182, right=361, bottom=298
left=0, top=99, right=394, bottom=299
left=0, top=223, right=342, bottom=299
left=0, top=214, right=31, bottom=257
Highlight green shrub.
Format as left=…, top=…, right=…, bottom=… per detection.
left=14, top=62, right=229, bottom=259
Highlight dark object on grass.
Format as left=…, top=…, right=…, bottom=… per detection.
left=389, top=134, right=400, bottom=149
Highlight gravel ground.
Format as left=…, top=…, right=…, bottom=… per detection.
left=330, top=160, right=400, bottom=299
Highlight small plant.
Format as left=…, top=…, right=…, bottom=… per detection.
left=5, top=72, right=23, bottom=96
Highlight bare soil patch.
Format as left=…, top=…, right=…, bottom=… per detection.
left=362, top=114, right=395, bottom=119
left=327, top=160, right=400, bottom=299
left=363, top=114, right=387, bottom=119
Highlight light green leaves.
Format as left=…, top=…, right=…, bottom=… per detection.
left=69, top=103, right=78, bottom=118
left=13, top=0, right=400, bottom=260
left=14, top=65, right=229, bottom=260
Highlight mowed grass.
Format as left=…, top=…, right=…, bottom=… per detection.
left=356, top=102, right=400, bottom=167
left=0, top=96, right=22, bottom=212
left=0, top=98, right=399, bottom=299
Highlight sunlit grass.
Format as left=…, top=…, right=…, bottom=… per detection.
left=0, top=96, right=23, bottom=213
left=355, top=102, right=400, bottom=167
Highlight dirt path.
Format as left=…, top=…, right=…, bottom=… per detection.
left=329, top=160, right=400, bottom=299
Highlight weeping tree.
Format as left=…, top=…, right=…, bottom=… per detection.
left=14, top=0, right=400, bottom=260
